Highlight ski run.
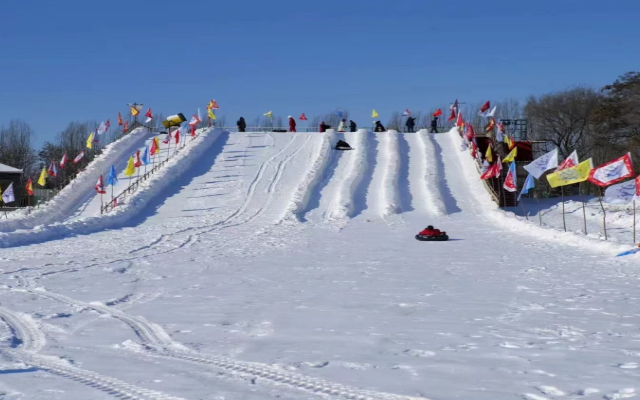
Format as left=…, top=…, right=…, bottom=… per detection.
left=1, top=128, right=640, bottom=400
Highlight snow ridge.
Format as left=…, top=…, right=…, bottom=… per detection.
left=0, top=129, right=227, bottom=248
left=328, top=129, right=369, bottom=221
left=0, top=127, right=153, bottom=232
left=280, top=130, right=338, bottom=222
left=380, top=130, right=402, bottom=216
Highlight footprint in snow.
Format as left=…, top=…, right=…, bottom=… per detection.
left=536, top=386, right=566, bottom=396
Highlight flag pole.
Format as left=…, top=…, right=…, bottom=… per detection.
left=561, top=186, right=567, bottom=232
left=166, top=127, right=172, bottom=162
left=598, top=186, right=608, bottom=240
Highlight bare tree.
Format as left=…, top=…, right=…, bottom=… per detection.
left=387, top=112, right=402, bottom=131
left=0, top=120, right=38, bottom=180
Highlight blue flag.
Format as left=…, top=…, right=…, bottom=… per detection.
left=335, top=110, right=343, bottom=119
left=107, top=165, right=118, bottom=186
left=141, top=146, right=150, bottom=165
left=518, top=174, right=534, bottom=201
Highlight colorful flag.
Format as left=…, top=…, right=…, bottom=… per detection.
left=502, top=147, right=518, bottom=163
left=604, top=179, right=636, bottom=204
left=448, top=108, right=456, bottom=121
left=495, top=120, right=505, bottom=142
left=130, top=105, right=140, bottom=116
left=485, top=146, right=493, bottom=163
left=433, top=109, right=443, bottom=117
left=546, top=159, right=593, bottom=188
left=635, top=174, right=640, bottom=199
left=25, top=178, right=34, bottom=195
left=73, top=151, right=85, bottom=164
left=299, top=113, right=308, bottom=121
left=208, top=108, right=216, bottom=120
left=124, top=156, right=136, bottom=177
left=450, top=99, right=459, bottom=111
left=174, top=127, right=180, bottom=144
left=141, top=146, right=151, bottom=165
left=557, top=150, right=579, bottom=171
left=48, top=160, right=57, bottom=177
left=402, top=109, right=411, bottom=116
left=107, top=165, right=118, bottom=186
left=134, top=150, right=142, bottom=168
left=105, top=119, right=111, bottom=130
left=518, top=174, right=535, bottom=201
left=484, top=106, right=497, bottom=118
left=471, top=141, right=478, bottom=159
left=485, top=117, right=495, bottom=132
left=145, top=108, right=153, bottom=123
left=588, top=153, right=635, bottom=187
left=163, top=131, right=172, bottom=144
left=95, top=175, right=106, bottom=194
left=189, top=113, right=200, bottom=126
left=150, top=137, right=160, bottom=155
left=118, top=112, right=123, bottom=126
left=37, top=167, right=48, bottom=187
left=264, top=111, right=273, bottom=118
left=123, top=120, right=129, bottom=132
left=372, top=109, right=379, bottom=118
left=208, top=100, right=219, bottom=109
left=480, top=159, right=501, bottom=180
left=97, top=121, right=107, bottom=135
left=1, top=182, right=14, bottom=204
left=335, top=110, right=344, bottom=118
left=86, top=132, right=95, bottom=149
left=456, top=110, right=465, bottom=129
left=523, top=148, right=558, bottom=179
left=59, top=154, right=68, bottom=168
left=465, top=123, right=475, bottom=140
left=190, top=124, right=196, bottom=137
left=503, top=162, right=517, bottom=192
left=478, top=101, right=491, bottom=115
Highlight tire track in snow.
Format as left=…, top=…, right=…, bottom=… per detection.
left=0, top=305, right=184, bottom=400
left=20, top=287, right=430, bottom=400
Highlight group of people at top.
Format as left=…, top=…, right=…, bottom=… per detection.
left=236, top=115, right=439, bottom=133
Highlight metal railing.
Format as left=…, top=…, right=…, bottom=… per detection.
left=221, top=126, right=449, bottom=133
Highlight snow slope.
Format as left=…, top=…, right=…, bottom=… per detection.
left=1, top=128, right=640, bottom=400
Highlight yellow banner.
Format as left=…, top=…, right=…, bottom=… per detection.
left=37, top=167, right=48, bottom=187
left=546, top=159, right=593, bottom=188
left=503, top=147, right=517, bottom=163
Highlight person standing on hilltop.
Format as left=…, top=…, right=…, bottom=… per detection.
left=374, top=121, right=386, bottom=132
left=406, top=117, right=416, bottom=133
left=288, top=116, right=297, bottom=132
left=338, top=118, right=347, bottom=132
left=430, top=116, right=438, bottom=133
left=237, top=117, right=247, bottom=132
left=349, top=120, right=357, bottom=132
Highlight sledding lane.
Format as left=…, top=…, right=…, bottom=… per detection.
left=404, top=132, right=442, bottom=216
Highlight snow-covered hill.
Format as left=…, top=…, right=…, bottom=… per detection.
left=0, top=129, right=638, bottom=400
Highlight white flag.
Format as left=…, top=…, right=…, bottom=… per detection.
left=97, top=121, right=107, bottom=135
left=604, top=179, right=636, bottom=204
left=197, top=108, right=202, bottom=123
left=485, top=105, right=497, bottom=118
left=523, top=148, right=559, bottom=179
left=2, top=183, right=15, bottom=204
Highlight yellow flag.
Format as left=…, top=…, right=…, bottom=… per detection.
left=208, top=108, right=216, bottom=120
left=86, top=132, right=94, bottom=149
left=502, top=147, right=517, bottom=163
left=207, top=100, right=214, bottom=109
left=37, top=167, right=48, bottom=187
left=372, top=109, right=379, bottom=118
left=130, top=106, right=140, bottom=116
left=485, top=146, right=493, bottom=163
left=546, top=159, right=593, bottom=188
left=124, top=156, right=136, bottom=177
left=264, top=111, right=273, bottom=118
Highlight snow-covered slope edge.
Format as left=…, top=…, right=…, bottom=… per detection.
left=380, top=131, right=401, bottom=216
left=0, top=127, right=153, bottom=232
left=0, top=129, right=227, bottom=248
left=444, top=128, right=630, bottom=255
left=328, top=129, right=368, bottom=221
left=280, top=130, right=337, bottom=223
left=417, top=129, right=446, bottom=215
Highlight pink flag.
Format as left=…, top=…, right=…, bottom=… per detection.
left=59, top=153, right=68, bottom=168
left=73, top=151, right=85, bottom=164
left=95, top=175, right=106, bottom=194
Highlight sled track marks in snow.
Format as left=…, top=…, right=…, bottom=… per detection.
left=423, top=130, right=461, bottom=214
left=22, top=288, right=430, bottom=400
left=0, top=305, right=45, bottom=352
left=414, top=130, right=446, bottom=216
left=379, top=131, right=403, bottom=216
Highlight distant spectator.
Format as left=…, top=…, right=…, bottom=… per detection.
left=349, top=120, right=357, bottom=132
left=319, top=121, right=331, bottom=132
left=288, top=116, right=296, bottom=132
left=430, top=116, right=438, bottom=133
left=406, top=117, right=416, bottom=133
left=338, top=118, right=347, bottom=132
left=237, top=117, right=247, bottom=132
left=374, top=121, right=386, bottom=132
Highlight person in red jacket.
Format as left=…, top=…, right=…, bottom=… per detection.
left=288, top=116, right=296, bottom=132
left=419, top=225, right=443, bottom=236
left=319, top=121, right=331, bottom=132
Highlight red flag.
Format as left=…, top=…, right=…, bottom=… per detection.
left=59, top=154, right=68, bottom=168
left=456, top=110, right=465, bottom=128
left=448, top=108, right=456, bottom=121
left=465, top=123, right=475, bottom=140
left=485, top=117, right=495, bottom=132
left=174, top=128, right=180, bottom=144
left=635, top=174, right=640, bottom=197
left=433, top=109, right=443, bottom=117
left=211, top=100, right=219, bottom=109
left=299, top=113, right=308, bottom=121
left=150, top=138, right=159, bottom=154
left=450, top=99, right=459, bottom=110
left=134, top=150, right=142, bottom=168
left=123, top=120, right=129, bottom=132
left=105, top=119, right=111, bottom=129
left=190, top=124, right=196, bottom=137
left=145, top=108, right=152, bottom=119
left=73, top=151, right=85, bottom=164
left=48, top=160, right=57, bottom=177
left=25, top=178, right=34, bottom=196
left=118, top=112, right=123, bottom=126
left=480, top=158, right=502, bottom=180
left=479, top=101, right=491, bottom=114
left=503, top=165, right=516, bottom=192
left=557, top=150, right=579, bottom=171
left=471, top=141, right=478, bottom=159
left=95, top=175, right=106, bottom=194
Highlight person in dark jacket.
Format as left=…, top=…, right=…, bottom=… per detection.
left=374, top=121, right=386, bottom=132
left=237, top=117, right=247, bottom=132
left=419, top=225, right=443, bottom=236
left=288, top=116, right=296, bottom=132
left=349, top=120, right=357, bottom=132
left=406, top=117, right=416, bottom=133
left=430, top=117, right=438, bottom=133
left=319, top=121, right=331, bottom=132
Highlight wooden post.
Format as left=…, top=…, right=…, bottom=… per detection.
left=561, top=186, right=567, bottom=232
left=598, top=187, right=607, bottom=240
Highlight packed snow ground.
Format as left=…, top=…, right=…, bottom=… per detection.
left=1, top=129, right=640, bottom=400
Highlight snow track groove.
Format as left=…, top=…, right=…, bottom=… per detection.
left=19, top=287, right=430, bottom=400
left=415, top=130, right=446, bottom=215
left=379, top=131, right=402, bottom=216
left=0, top=306, right=45, bottom=352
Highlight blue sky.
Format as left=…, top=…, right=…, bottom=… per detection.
left=1, top=0, right=639, bottom=146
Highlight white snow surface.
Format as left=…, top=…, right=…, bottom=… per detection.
left=1, top=129, right=639, bottom=400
